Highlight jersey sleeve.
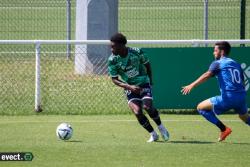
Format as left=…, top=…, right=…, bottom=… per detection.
left=208, top=61, right=220, bottom=75
left=139, top=49, right=149, bottom=64
left=107, top=56, right=119, bottom=78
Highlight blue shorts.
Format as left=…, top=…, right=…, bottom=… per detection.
left=210, top=92, right=248, bottom=115
left=124, top=83, right=153, bottom=104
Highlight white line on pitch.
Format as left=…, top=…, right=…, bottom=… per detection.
left=0, top=119, right=242, bottom=124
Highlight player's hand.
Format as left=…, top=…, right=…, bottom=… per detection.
left=181, top=84, right=193, bottom=95
left=129, top=85, right=141, bottom=94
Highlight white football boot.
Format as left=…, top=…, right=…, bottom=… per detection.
left=147, top=131, right=159, bottom=143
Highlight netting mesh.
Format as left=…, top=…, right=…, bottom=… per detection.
left=208, top=0, right=241, bottom=39
left=0, top=45, right=35, bottom=114
left=247, top=1, right=250, bottom=39
left=0, top=0, right=249, bottom=40
left=119, top=0, right=250, bottom=40
left=119, top=0, right=204, bottom=39
left=0, top=44, right=128, bottom=115
left=0, top=0, right=75, bottom=40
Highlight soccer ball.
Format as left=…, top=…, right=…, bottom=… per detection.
left=56, top=123, right=73, bottom=140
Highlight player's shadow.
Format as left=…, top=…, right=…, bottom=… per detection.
left=225, top=142, right=250, bottom=145
left=65, top=140, right=83, bottom=143
left=169, top=140, right=215, bottom=144
left=168, top=141, right=250, bottom=145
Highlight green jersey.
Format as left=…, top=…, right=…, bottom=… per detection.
left=108, top=47, right=150, bottom=86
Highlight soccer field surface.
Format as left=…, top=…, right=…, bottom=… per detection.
left=0, top=115, right=250, bottom=167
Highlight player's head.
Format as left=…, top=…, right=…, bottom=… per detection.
left=213, top=41, right=231, bottom=60
left=110, top=33, right=127, bottom=55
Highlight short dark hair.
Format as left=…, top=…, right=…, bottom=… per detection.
left=215, top=41, right=231, bottom=55
left=110, top=33, right=127, bottom=45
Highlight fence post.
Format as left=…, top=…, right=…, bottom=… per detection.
left=35, top=42, right=42, bottom=112
left=240, top=0, right=246, bottom=47
left=204, top=0, right=209, bottom=47
left=66, top=0, right=71, bottom=59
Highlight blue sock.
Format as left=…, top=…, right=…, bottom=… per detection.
left=246, top=117, right=250, bottom=126
left=198, top=109, right=219, bottom=125
left=198, top=109, right=226, bottom=132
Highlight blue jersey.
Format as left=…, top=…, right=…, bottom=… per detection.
left=209, top=57, right=245, bottom=94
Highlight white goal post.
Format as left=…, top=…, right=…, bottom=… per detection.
left=0, top=39, right=249, bottom=112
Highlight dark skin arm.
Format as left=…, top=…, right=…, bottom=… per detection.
left=111, top=77, right=141, bottom=94
left=181, top=71, right=214, bottom=95
left=144, top=62, right=153, bottom=85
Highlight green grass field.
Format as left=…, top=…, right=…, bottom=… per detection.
left=0, top=115, right=250, bottom=167
left=0, top=2, right=250, bottom=166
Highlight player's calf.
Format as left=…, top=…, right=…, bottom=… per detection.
left=146, top=108, right=170, bottom=141
left=136, top=114, right=154, bottom=132
left=146, top=108, right=161, bottom=125
left=239, top=114, right=250, bottom=126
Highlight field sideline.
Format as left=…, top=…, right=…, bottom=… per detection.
left=0, top=115, right=250, bottom=167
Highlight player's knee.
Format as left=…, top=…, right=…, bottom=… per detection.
left=196, top=104, right=202, bottom=111
left=196, top=104, right=206, bottom=115
left=129, top=103, right=141, bottom=115
left=196, top=103, right=209, bottom=111
left=131, top=106, right=143, bottom=117
left=196, top=99, right=212, bottom=111
left=133, top=109, right=142, bottom=116
left=143, top=104, right=152, bottom=111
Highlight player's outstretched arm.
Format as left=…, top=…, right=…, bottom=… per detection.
left=181, top=71, right=213, bottom=95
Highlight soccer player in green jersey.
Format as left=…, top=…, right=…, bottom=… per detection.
left=108, top=33, right=169, bottom=142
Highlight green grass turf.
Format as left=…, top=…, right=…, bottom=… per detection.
left=0, top=114, right=250, bottom=167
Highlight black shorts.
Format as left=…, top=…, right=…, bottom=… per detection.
left=124, top=83, right=153, bottom=104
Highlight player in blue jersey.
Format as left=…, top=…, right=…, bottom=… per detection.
left=181, top=41, right=249, bottom=142
left=108, top=33, right=169, bottom=142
